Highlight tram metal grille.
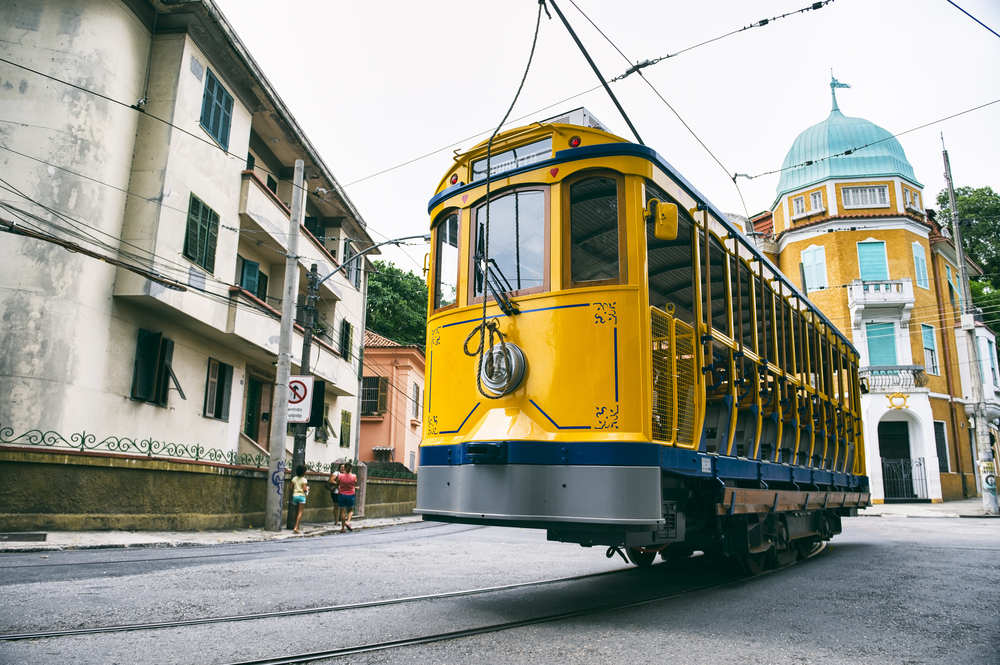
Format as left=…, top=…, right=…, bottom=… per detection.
left=650, top=308, right=699, bottom=449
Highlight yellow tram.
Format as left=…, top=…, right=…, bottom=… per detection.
left=416, top=109, right=870, bottom=572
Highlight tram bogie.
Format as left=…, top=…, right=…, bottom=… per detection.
left=417, top=109, right=869, bottom=572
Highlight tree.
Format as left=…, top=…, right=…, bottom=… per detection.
left=365, top=261, right=428, bottom=347
left=936, top=185, right=1000, bottom=289
left=969, top=280, right=1000, bottom=336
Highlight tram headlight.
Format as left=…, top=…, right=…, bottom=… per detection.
left=480, top=342, right=527, bottom=396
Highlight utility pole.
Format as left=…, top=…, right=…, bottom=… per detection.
left=286, top=263, right=319, bottom=530
left=943, top=137, right=998, bottom=515
left=265, top=159, right=306, bottom=531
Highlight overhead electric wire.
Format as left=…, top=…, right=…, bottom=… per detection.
left=565, top=0, right=750, bottom=217
left=741, top=98, right=1000, bottom=180
left=946, top=0, right=1000, bottom=40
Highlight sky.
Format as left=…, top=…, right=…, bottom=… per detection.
left=212, top=0, right=1000, bottom=273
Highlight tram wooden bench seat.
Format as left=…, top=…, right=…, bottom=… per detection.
left=701, top=396, right=734, bottom=453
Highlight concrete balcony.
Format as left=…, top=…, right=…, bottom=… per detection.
left=228, top=288, right=355, bottom=395
left=848, top=279, right=915, bottom=328
left=860, top=365, right=929, bottom=393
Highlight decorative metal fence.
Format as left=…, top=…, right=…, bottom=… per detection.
left=1, top=424, right=346, bottom=473
left=881, top=457, right=928, bottom=500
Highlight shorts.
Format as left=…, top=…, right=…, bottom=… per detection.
left=291, top=494, right=306, bottom=505
left=337, top=494, right=355, bottom=509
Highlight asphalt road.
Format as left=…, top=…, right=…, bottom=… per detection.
left=0, top=517, right=997, bottom=664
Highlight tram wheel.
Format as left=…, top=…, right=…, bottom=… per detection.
left=737, top=551, right=769, bottom=576
left=626, top=547, right=657, bottom=567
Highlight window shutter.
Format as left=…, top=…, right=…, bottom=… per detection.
left=377, top=377, right=388, bottom=413
left=205, top=359, right=219, bottom=417
left=219, top=363, right=232, bottom=420
left=921, top=325, right=936, bottom=352
left=132, top=330, right=161, bottom=401
left=241, top=260, right=259, bottom=295
left=204, top=208, right=219, bottom=274
left=256, top=272, right=268, bottom=302
left=912, top=243, right=928, bottom=288
left=185, top=197, right=204, bottom=264
left=340, top=410, right=352, bottom=448
left=866, top=323, right=897, bottom=366
left=934, top=422, right=949, bottom=473
left=154, top=338, right=175, bottom=406
left=858, top=242, right=889, bottom=281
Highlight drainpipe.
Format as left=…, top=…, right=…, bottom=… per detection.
left=931, top=243, right=967, bottom=497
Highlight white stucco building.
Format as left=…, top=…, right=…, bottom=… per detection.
left=1, top=0, right=373, bottom=472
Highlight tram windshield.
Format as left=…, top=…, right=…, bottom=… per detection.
left=473, top=190, right=546, bottom=297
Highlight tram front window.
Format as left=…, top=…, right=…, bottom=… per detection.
left=569, top=176, right=619, bottom=283
left=474, top=189, right=546, bottom=297
left=434, top=213, right=459, bottom=309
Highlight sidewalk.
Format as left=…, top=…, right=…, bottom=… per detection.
left=857, top=497, right=998, bottom=519
left=0, top=514, right=425, bottom=553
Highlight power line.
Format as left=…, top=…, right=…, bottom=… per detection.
left=608, top=0, right=835, bottom=81
left=742, top=98, right=1000, bottom=180
left=946, top=0, right=1000, bottom=40
left=565, top=0, right=750, bottom=218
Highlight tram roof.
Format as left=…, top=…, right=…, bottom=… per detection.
left=428, top=140, right=857, bottom=354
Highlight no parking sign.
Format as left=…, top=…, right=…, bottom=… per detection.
left=287, top=376, right=314, bottom=424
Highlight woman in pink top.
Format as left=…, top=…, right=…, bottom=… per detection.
left=337, top=462, right=357, bottom=532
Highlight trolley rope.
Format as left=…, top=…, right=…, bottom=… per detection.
left=467, top=1, right=544, bottom=400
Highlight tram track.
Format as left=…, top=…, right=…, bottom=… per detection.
left=222, top=543, right=828, bottom=665
left=0, top=562, right=632, bottom=641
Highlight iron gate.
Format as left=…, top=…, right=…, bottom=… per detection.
left=881, top=457, right=928, bottom=500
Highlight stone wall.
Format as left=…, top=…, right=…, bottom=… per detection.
left=0, top=449, right=415, bottom=531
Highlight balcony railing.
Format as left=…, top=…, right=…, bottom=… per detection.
left=860, top=365, right=929, bottom=392
left=848, top=279, right=915, bottom=328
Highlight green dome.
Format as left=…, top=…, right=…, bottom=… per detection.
left=775, top=92, right=920, bottom=202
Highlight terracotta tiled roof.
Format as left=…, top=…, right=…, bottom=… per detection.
left=364, top=330, right=401, bottom=348
left=775, top=211, right=929, bottom=240
left=364, top=330, right=425, bottom=350
left=751, top=211, right=773, bottom=236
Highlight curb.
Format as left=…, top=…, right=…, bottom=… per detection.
left=0, top=517, right=424, bottom=554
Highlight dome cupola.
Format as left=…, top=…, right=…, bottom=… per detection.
left=775, top=78, right=920, bottom=202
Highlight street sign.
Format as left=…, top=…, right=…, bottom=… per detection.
left=287, top=376, right=314, bottom=423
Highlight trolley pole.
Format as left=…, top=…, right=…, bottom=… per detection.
left=286, top=263, right=319, bottom=530
left=943, top=139, right=998, bottom=515
left=265, top=159, right=306, bottom=531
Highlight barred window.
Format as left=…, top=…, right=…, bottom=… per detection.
left=361, top=376, right=388, bottom=415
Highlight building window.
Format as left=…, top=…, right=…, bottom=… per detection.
left=339, top=320, right=353, bottom=360
left=200, top=70, right=233, bottom=150
left=843, top=185, right=889, bottom=209
left=266, top=174, right=278, bottom=194
left=866, top=322, right=897, bottom=366
left=946, top=264, right=962, bottom=312
left=792, top=195, right=805, bottom=216
left=361, top=376, right=388, bottom=415
left=810, top=191, right=823, bottom=211
left=204, top=359, right=233, bottom=420
left=800, top=245, right=827, bottom=292
left=568, top=176, right=621, bottom=285
left=184, top=195, right=220, bottom=273
left=409, top=450, right=415, bottom=471
left=912, top=242, right=929, bottom=289
left=340, top=410, right=352, bottom=448
left=473, top=188, right=547, bottom=298
left=857, top=241, right=889, bottom=282
left=342, top=240, right=361, bottom=289
left=434, top=212, right=459, bottom=310
left=990, top=339, right=998, bottom=386
left=922, top=324, right=939, bottom=375
left=933, top=421, right=949, bottom=473
left=239, top=257, right=269, bottom=302
left=131, top=330, right=184, bottom=406
left=412, top=383, right=421, bottom=420
left=246, top=153, right=255, bottom=171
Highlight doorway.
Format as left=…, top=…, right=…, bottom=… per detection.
left=243, top=376, right=273, bottom=450
left=878, top=420, right=928, bottom=501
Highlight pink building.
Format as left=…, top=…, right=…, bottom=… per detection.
left=359, top=331, right=425, bottom=471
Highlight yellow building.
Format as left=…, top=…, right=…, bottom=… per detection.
left=752, top=80, right=998, bottom=502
